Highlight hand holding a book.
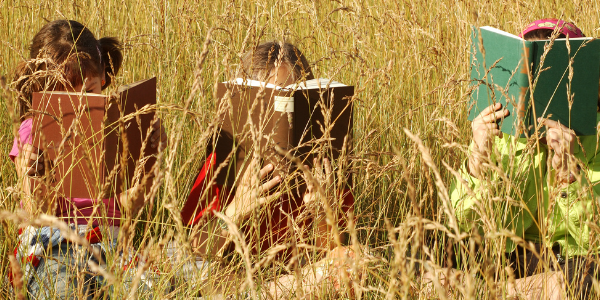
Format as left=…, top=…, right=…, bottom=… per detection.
left=468, top=103, right=510, bottom=176
left=14, top=143, right=52, bottom=216
left=302, top=158, right=334, bottom=206
left=150, top=118, right=168, bottom=152
left=539, top=118, right=579, bottom=184
left=15, top=144, right=45, bottom=177
left=224, top=160, right=281, bottom=224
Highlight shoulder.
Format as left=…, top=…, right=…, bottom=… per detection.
left=19, top=118, right=33, bottom=133
left=18, top=118, right=33, bottom=144
left=8, top=118, right=33, bottom=161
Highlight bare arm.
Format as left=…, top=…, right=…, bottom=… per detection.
left=13, top=144, right=49, bottom=215
left=539, top=118, right=579, bottom=184
left=190, top=161, right=281, bottom=258
left=468, top=103, right=509, bottom=177
left=303, top=158, right=348, bottom=250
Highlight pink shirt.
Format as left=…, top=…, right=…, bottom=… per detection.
left=10, top=119, right=121, bottom=226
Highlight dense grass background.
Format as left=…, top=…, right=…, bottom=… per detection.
left=2, top=0, right=600, bottom=298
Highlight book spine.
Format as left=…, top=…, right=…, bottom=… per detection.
left=269, top=91, right=294, bottom=179
left=516, top=41, right=533, bottom=136
left=273, top=94, right=294, bottom=150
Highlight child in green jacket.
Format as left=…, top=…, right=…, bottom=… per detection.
left=451, top=19, right=598, bottom=299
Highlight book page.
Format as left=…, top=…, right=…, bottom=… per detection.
left=285, top=78, right=347, bottom=90
left=479, top=26, right=591, bottom=42
left=37, top=90, right=105, bottom=97
left=227, top=78, right=279, bottom=89
left=480, top=26, right=523, bottom=40
left=225, top=78, right=348, bottom=90
left=536, top=37, right=592, bottom=41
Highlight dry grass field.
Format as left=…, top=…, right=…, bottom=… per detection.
left=2, top=0, right=600, bottom=299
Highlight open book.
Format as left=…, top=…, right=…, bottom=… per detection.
left=180, top=78, right=353, bottom=224
left=30, top=77, right=157, bottom=199
left=468, top=26, right=600, bottom=136
left=212, top=77, right=354, bottom=187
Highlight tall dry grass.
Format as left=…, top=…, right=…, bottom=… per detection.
left=2, top=0, right=600, bottom=299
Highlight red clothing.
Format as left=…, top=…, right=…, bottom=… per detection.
left=181, top=153, right=354, bottom=257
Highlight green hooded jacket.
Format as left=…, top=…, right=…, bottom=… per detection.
left=450, top=114, right=600, bottom=257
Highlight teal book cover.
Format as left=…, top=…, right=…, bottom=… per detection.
left=469, top=26, right=600, bottom=136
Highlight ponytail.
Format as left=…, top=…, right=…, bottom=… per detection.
left=99, top=37, right=123, bottom=90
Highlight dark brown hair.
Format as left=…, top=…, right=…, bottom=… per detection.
left=240, top=41, right=314, bottom=83
left=523, top=28, right=571, bottom=41
left=12, top=20, right=123, bottom=119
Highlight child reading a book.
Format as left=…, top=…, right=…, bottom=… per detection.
left=446, top=19, right=599, bottom=299
left=179, top=41, right=357, bottom=297
left=9, top=20, right=167, bottom=298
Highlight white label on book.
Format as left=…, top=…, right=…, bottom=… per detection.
left=274, top=96, right=294, bottom=112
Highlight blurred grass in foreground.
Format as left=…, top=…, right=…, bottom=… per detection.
left=2, top=0, right=600, bottom=298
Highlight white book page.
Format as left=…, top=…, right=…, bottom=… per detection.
left=225, top=78, right=280, bottom=89
left=479, top=26, right=523, bottom=40
left=537, top=37, right=592, bottom=41
left=284, top=78, right=347, bottom=90
left=35, top=91, right=105, bottom=97
left=479, top=26, right=592, bottom=41
left=224, top=78, right=347, bottom=90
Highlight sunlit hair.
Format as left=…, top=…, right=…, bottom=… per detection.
left=12, top=20, right=123, bottom=120
left=239, top=41, right=314, bottom=83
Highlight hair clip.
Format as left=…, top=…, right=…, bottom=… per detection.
left=102, top=79, right=106, bottom=86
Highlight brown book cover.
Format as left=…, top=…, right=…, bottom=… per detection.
left=212, top=78, right=354, bottom=190
left=105, top=77, right=157, bottom=195
left=30, top=77, right=157, bottom=199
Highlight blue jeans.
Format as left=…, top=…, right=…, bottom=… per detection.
left=27, top=242, right=108, bottom=300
